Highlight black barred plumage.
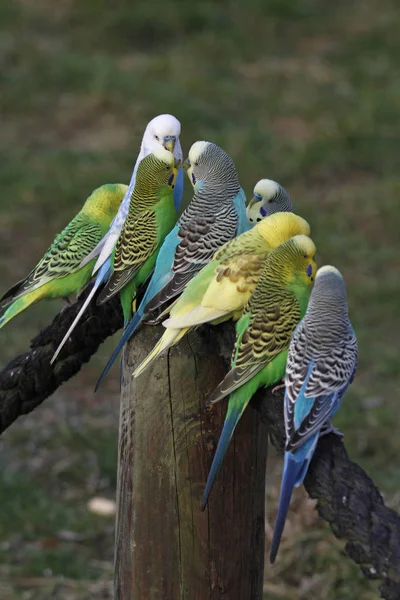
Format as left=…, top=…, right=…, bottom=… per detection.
left=284, top=267, right=358, bottom=450
left=207, top=235, right=316, bottom=403
left=97, top=150, right=176, bottom=306
left=144, top=143, right=244, bottom=312
left=273, top=184, right=292, bottom=212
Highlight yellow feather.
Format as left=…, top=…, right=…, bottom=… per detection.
left=133, top=327, right=188, bottom=377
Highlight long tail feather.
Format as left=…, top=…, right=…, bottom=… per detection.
left=164, top=306, right=228, bottom=328
left=201, top=402, right=244, bottom=511
left=0, top=293, right=37, bottom=329
left=133, top=327, right=187, bottom=378
left=269, top=453, right=304, bottom=563
left=95, top=306, right=145, bottom=392
left=50, top=262, right=111, bottom=364
left=51, top=280, right=99, bottom=363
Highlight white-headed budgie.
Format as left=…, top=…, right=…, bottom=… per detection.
left=269, top=265, right=358, bottom=563
left=95, top=141, right=250, bottom=389
left=201, top=235, right=317, bottom=510
left=51, top=114, right=183, bottom=364
left=133, top=211, right=311, bottom=378
left=246, top=179, right=292, bottom=224
left=0, top=184, right=127, bottom=329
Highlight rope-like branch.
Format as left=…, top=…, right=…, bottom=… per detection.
left=0, top=285, right=123, bottom=433
left=259, top=390, right=400, bottom=600
left=0, top=304, right=399, bottom=598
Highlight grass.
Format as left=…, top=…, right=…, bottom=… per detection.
left=0, top=0, right=399, bottom=598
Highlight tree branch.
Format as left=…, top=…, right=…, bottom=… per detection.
left=0, top=285, right=123, bottom=434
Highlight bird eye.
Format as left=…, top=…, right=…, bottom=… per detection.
left=194, top=161, right=199, bottom=167
left=155, top=135, right=159, bottom=141
left=268, top=198, right=274, bottom=203
left=166, top=165, right=170, bottom=170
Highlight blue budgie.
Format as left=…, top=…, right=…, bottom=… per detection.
left=51, top=114, right=183, bottom=364
left=95, top=140, right=250, bottom=389
left=269, top=265, right=358, bottom=563
left=246, top=179, right=292, bottom=224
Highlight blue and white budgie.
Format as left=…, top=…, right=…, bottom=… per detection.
left=51, top=114, right=183, bottom=363
left=269, top=265, right=358, bottom=563
left=246, top=179, right=292, bottom=224
left=95, top=140, right=250, bottom=389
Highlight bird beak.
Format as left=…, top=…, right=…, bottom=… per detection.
left=163, top=136, right=176, bottom=152
left=247, top=195, right=258, bottom=208
left=174, top=158, right=182, bottom=169
left=183, top=158, right=191, bottom=171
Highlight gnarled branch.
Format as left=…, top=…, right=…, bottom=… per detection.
left=0, top=285, right=123, bottom=434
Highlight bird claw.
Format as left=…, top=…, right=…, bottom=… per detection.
left=320, top=421, right=344, bottom=438
left=143, top=316, right=163, bottom=326
left=271, top=382, right=285, bottom=394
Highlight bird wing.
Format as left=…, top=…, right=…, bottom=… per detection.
left=209, top=289, right=300, bottom=401
left=145, top=206, right=238, bottom=310
left=0, top=217, right=104, bottom=303
left=284, top=327, right=358, bottom=451
left=98, top=209, right=158, bottom=303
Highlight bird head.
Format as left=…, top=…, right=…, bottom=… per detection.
left=143, top=114, right=182, bottom=157
left=246, top=179, right=293, bottom=224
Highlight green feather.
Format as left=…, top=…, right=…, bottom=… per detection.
left=202, top=235, right=317, bottom=508
left=97, top=151, right=178, bottom=322
left=0, top=184, right=126, bottom=328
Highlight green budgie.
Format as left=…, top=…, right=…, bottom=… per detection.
left=96, top=146, right=178, bottom=325
left=51, top=114, right=184, bottom=364
left=133, top=212, right=310, bottom=377
left=0, top=184, right=127, bottom=329
left=201, top=234, right=317, bottom=510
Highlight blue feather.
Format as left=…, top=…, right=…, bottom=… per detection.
left=96, top=181, right=248, bottom=391
left=293, top=363, right=315, bottom=429
left=95, top=305, right=145, bottom=392
left=233, top=187, right=251, bottom=234
left=201, top=405, right=242, bottom=511
left=270, top=448, right=316, bottom=563
left=173, top=167, right=184, bottom=212
left=95, top=225, right=181, bottom=390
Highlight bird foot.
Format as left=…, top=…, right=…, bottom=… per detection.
left=143, top=317, right=163, bottom=326
left=320, top=421, right=344, bottom=438
left=271, top=382, right=285, bottom=394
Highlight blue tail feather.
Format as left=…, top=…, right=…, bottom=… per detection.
left=270, top=453, right=307, bottom=563
left=201, top=407, right=241, bottom=511
left=95, top=306, right=145, bottom=392
left=173, top=167, right=184, bottom=212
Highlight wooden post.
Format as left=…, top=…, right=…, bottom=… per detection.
left=114, top=324, right=268, bottom=600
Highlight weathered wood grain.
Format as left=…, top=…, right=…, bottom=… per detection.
left=115, top=323, right=268, bottom=600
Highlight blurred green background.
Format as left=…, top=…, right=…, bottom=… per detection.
left=0, top=0, right=399, bottom=598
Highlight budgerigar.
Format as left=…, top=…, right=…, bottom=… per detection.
left=0, top=184, right=127, bottom=329
left=95, top=141, right=250, bottom=389
left=133, top=211, right=310, bottom=377
left=201, top=235, right=317, bottom=510
left=51, top=114, right=183, bottom=364
left=96, top=147, right=178, bottom=324
left=246, top=179, right=292, bottom=224
left=269, top=265, right=358, bottom=563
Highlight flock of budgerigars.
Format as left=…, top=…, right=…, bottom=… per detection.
left=0, top=114, right=358, bottom=562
